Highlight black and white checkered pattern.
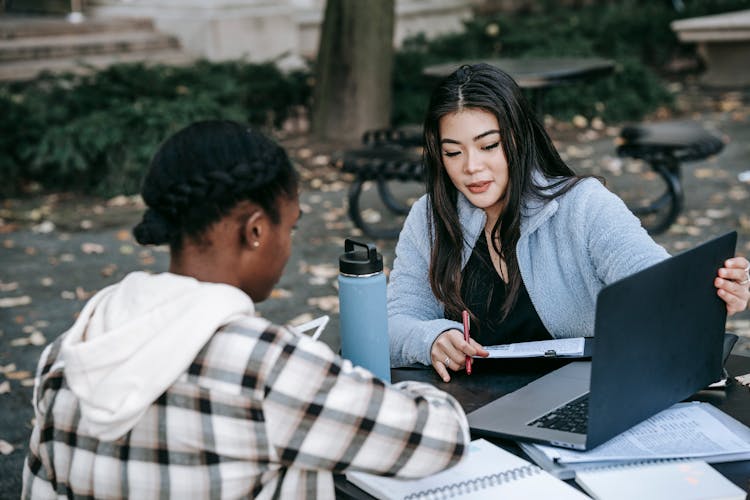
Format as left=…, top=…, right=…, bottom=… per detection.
left=23, top=317, right=468, bottom=499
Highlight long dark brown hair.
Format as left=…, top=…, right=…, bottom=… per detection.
left=423, top=63, right=587, bottom=320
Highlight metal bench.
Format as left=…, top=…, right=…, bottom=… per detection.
left=616, top=121, right=724, bottom=234
left=337, top=122, right=724, bottom=238
left=335, top=136, right=423, bottom=239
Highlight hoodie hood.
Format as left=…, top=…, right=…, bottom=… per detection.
left=58, top=271, right=256, bottom=441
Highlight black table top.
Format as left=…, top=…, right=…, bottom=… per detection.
left=422, top=57, right=615, bottom=89
left=336, top=354, right=750, bottom=497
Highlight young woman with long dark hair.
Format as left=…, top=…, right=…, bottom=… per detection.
left=388, top=64, right=750, bottom=382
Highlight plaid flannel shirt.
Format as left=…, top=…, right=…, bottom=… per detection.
left=23, top=317, right=469, bottom=499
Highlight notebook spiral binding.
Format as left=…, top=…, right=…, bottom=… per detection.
left=403, top=464, right=542, bottom=499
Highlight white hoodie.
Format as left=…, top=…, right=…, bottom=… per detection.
left=53, top=271, right=256, bottom=441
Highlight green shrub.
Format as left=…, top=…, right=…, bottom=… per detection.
left=1, top=60, right=311, bottom=197
left=391, top=0, right=748, bottom=125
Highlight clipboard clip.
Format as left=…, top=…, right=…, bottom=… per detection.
left=544, top=349, right=557, bottom=358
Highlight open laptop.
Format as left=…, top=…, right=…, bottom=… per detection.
left=467, top=231, right=737, bottom=451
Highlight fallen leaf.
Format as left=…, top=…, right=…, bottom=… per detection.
left=572, top=115, right=588, bottom=128
left=80, top=220, right=93, bottom=230
left=305, top=264, right=339, bottom=280
left=0, top=296, right=31, bottom=308
left=0, top=440, right=13, bottom=455
left=0, top=381, right=10, bottom=394
left=308, top=276, right=329, bottom=286
left=31, top=221, right=55, bottom=234
left=0, top=282, right=19, bottom=292
left=40, top=277, right=53, bottom=287
left=81, top=243, right=105, bottom=254
left=28, top=331, right=46, bottom=346
left=705, top=208, right=731, bottom=219
left=120, top=245, right=134, bottom=255
left=270, top=288, right=292, bottom=299
left=60, top=291, right=76, bottom=300
left=2, top=239, right=15, bottom=249
left=75, top=287, right=94, bottom=300
left=307, top=295, right=339, bottom=313
left=0, top=364, right=16, bottom=374
left=693, top=168, right=715, bottom=179
left=565, top=145, right=594, bottom=159
left=362, top=209, right=382, bottom=224
left=728, top=187, right=748, bottom=201
left=288, top=313, right=314, bottom=326
left=116, top=230, right=131, bottom=241
left=59, top=253, right=75, bottom=262
left=21, top=378, right=35, bottom=387
left=107, top=195, right=131, bottom=207
left=100, top=264, right=117, bottom=277
left=312, top=154, right=330, bottom=166
left=6, top=370, right=32, bottom=380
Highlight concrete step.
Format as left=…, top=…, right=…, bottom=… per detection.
left=0, top=48, right=195, bottom=82
left=0, top=30, right=179, bottom=62
left=0, top=16, right=155, bottom=39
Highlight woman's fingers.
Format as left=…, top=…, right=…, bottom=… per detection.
left=716, top=257, right=750, bottom=315
left=433, top=357, right=451, bottom=383
left=430, top=329, right=484, bottom=381
left=471, top=339, right=490, bottom=357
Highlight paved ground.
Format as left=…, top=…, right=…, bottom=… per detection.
left=1, top=87, right=749, bottom=495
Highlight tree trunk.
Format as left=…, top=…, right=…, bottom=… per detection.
left=312, top=0, right=395, bottom=144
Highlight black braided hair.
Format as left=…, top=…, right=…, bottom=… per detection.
left=133, top=120, right=298, bottom=251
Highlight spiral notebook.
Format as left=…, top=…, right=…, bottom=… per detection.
left=345, top=439, right=588, bottom=499
left=575, top=460, right=745, bottom=500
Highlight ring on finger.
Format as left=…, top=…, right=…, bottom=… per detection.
left=444, top=356, right=451, bottom=366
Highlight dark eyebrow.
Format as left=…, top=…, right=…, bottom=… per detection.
left=473, top=130, right=501, bottom=141
left=440, top=129, right=501, bottom=145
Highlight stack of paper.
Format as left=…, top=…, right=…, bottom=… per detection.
left=520, top=402, right=750, bottom=480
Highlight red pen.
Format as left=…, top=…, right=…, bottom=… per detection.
left=462, top=310, right=472, bottom=375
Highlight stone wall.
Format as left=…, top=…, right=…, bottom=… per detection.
left=89, top=0, right=475, bottom=68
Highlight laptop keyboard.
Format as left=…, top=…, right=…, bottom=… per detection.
left=528, top=394, right=589, bottom=434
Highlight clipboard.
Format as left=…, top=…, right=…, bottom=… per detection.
left=479, top=337, right=593, bottom=360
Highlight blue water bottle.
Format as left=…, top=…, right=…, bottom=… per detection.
left=338, top=238, right=390, bottom=382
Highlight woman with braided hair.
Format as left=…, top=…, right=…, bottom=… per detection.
left=388, top=63, right=750, bottom=382
left=23, top=120, right=470, bottom=498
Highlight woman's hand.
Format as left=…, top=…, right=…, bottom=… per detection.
left=431, top=329, right=489, bottom=383
left=715, top=257, right=750, bottom=315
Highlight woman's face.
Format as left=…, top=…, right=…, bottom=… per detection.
left=438, top=108, right=509, bottom=224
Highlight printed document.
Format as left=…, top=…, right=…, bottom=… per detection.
left=532, top=402, right=750, bottom=464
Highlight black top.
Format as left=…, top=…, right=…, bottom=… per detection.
left=447, top=232, right=552, bottom=346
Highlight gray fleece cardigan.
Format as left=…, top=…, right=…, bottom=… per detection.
left=387, top=177, right=670, bottom=367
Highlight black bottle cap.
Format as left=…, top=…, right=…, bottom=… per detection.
left=339, top=238, right=383, bottom=275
